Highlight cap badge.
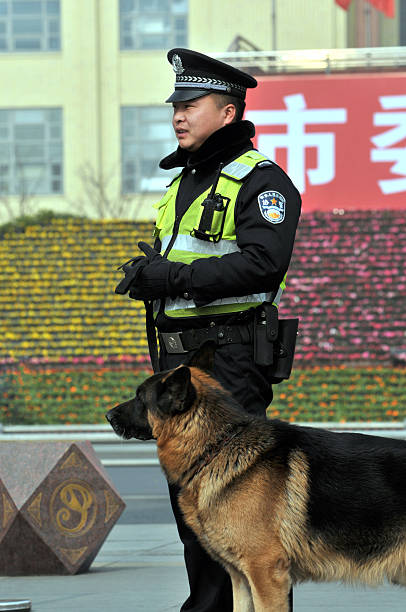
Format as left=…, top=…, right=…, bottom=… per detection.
left=172, top=54, right=185, bottom=74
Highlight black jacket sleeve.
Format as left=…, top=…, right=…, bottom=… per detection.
left=168, top=163, right=301, bottom=306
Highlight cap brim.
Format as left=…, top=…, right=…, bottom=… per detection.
left=165, top=89, right=210, bottom=103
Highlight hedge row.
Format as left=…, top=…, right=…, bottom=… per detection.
left=1, top=363, right=405, bottom=425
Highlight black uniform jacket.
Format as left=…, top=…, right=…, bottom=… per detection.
left=156, top=120, right=301, bottom=330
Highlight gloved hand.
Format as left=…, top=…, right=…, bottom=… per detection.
left=115, top=255, right=148, bottom=295
left=129, top=241, right=190, bottom=301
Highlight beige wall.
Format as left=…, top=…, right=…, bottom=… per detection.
left=0, top=0, right=351, bottom=222
left=189, top=0, right=347, bottom=53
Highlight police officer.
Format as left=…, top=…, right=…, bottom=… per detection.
left=120, top=48, right=301, bottom=611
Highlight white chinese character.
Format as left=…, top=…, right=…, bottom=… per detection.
left=246, top=94, right=347, bottom=193
left=371, top=95, right=406, bottom=195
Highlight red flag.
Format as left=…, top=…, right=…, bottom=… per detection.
left=335, top=0, right=352, bottom=8
left=335, top=0, right=395, bottom=17
left=367, top=0, right=394, bottom=17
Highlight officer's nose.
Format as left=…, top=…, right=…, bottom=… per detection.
left=173, top=107, right=185, bottom=125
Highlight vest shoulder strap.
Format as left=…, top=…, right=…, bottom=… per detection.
left=222, top=150, right=272, bottom=181
left=152, top=172, right=182, bottom=210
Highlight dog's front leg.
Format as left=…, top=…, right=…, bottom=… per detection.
left=225, top=564, right=254, bottom=612
left=245, top=554, right=291, bottom=612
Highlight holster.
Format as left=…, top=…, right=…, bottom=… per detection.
left=254, top=302, right=299, bottom=382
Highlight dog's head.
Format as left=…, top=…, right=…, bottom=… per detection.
left=105, top=341, right=217, bottom=441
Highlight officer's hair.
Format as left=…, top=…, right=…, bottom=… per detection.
left=213, top=93, right=246, bottom=122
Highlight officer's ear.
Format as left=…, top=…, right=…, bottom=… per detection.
left=224, top=104, right=236, bottom=125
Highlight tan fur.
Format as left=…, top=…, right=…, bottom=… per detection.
left=274, top=452, right=406, bottom=587
left=108, top=360, right=406, bottom=611
left=161, top=405, right=404, bottom=608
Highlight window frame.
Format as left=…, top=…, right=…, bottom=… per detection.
left=121, top=105, right=177, bottom=194
left=0, top=0, right=61, bottom=53
left=0, top=107, right=63, bottom=197
left=119, top=0, right=188, bottom=51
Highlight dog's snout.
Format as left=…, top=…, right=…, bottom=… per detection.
left=105, top=397, right=153, bottom=441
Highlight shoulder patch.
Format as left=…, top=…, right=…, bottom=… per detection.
left=258, top=191, right=286, bottom=224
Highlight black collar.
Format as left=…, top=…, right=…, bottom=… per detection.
left=159, top=120, right=255, bottom=171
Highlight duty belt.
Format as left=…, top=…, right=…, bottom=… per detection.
left=159, top=323, right=252, bottom=354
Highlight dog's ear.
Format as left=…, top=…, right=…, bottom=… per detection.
left=157, top=366, right=196, bottom=414
left=184, top=340, right=216, bottom=371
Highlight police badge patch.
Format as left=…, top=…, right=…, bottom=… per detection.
left=258, top=191, right=286, bottom=224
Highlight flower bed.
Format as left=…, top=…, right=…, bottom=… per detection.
left=1, top=211, right=405, bottom=425
left=0, top=217, right=152, bottom=362
left=1, top=210, right=405, bottom=366
left=0, top=362, right=152, bottom=425
left=269, top=366, right=406, bottom=423
left=1, top=363, right=405, bottom=425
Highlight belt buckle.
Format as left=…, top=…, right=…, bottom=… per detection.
left=161, top=331, right=188, bottom=354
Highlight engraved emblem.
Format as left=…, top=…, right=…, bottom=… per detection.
left=104, top=490, right=121, bottom=524
left=1, top=491, right=14, bottom=529
left=50, top=480, right=97, bottom=537
left=59, top=450, right=85, bottom=470
left=58, top=546, right=88, bottom=565
left=172, top=53, right=185, bottom=74
left=27, top=492, right=43, bottom=528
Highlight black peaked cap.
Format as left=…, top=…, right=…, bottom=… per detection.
left=166, top=48, right=257, bottom=103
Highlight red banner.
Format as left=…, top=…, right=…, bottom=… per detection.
left=335, top=0, right=394, bottom=17
left=368, top=0, right=395, bottom=17
left=245, top=72, right=406, bottom=211
left=335, top=0, right=352, bottom=10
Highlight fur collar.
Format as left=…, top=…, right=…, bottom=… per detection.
left=159, top=120, right=255, bottom=170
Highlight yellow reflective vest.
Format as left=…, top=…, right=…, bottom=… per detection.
left=153, top=150, right=286, bottom=318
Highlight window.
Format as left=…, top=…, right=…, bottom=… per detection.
left=120, top=0, right=187, bottom=50
left=0, top=0, right=60, bottom=52
left=0, top=108, right=63, bottom=196
left=121, top=106, right=177, bottom=193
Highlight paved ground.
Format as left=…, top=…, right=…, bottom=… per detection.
left=1, top=523, right=405, bottom=612
left=1, top=433, right=405, bottom=610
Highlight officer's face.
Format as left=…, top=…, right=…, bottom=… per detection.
left=172, top=95, right=235, bottom=152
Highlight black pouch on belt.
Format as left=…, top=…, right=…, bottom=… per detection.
left=254, top=302, right=279, bottom=367
left=254, top=302, right=299, bottom=381
left=268, top=318, right=299, bottom=381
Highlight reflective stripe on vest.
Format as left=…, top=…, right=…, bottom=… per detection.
left=161, top=234, right=239, bottom=256
left=164, top=291, right=275, bottom=317
left=153, top=150, right=286, bottom=318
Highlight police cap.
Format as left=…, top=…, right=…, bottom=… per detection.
left=165, top=48, right=257, bottom=103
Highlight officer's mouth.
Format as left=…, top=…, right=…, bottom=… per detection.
left=176, top=129, right=188, bottom=139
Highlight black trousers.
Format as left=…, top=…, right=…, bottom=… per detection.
left=160, top=340, right=293, bottom=612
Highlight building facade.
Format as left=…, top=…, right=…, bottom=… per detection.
left=0, top=0, right=402, bottom=221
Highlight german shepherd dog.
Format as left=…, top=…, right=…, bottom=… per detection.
left=106, top=342, right=406, bottom=612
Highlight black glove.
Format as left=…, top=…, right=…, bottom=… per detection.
left=115, top=255, right=148, bottom=295
left=129, top=242, right=191, bottom=302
